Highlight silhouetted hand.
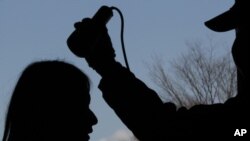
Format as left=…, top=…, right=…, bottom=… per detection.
left=67, top=18, right=116, bottom=74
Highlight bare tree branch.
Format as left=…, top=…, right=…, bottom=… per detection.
left=148, top=39, right=237, bottom=108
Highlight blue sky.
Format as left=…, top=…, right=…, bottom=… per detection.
left=1, top=0, right=235, bottom=141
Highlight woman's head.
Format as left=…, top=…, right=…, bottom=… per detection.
left=3, top=61, right=97, bottom=141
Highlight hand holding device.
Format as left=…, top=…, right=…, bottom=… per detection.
left=67, top=6, right=113, bottom=58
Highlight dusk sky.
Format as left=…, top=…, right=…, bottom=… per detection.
left=1, top=1, right=235, bottom=140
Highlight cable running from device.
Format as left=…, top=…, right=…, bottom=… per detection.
left=110, top=6, right=130, bottom=71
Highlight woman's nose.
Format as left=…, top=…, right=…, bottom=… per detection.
left=89, top=110, right=98, bottom=125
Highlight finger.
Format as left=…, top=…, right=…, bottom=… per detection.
left=74, top=18, right=92, bottom=29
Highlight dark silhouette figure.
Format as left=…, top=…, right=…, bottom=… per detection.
left=2, top=61, right=97, bottom=141
left=205, top=0, right=249, bottom=105
left=67, top=1, right=248, bottom=139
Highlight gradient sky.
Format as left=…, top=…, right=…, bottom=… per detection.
left=1, top=0, right=235, bottom=141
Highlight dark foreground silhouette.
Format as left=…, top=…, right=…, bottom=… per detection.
left=205, top=0, right=249, bottom=104
left=2, top=61, right=97, bottom=141
left=67, top=0, right=249, bottom=140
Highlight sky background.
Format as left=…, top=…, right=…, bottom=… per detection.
left=1, top=0, right=235, bottom=141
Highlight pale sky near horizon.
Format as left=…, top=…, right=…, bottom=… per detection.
left=1, top=1, right=235, bottom=141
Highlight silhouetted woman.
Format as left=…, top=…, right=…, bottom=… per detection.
left=2, top=61, right=97, bottom=141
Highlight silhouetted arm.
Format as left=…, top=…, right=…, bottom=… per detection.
left=67, top=21, right=189, bottom=138
left=97, top=61, right=181, bottom=140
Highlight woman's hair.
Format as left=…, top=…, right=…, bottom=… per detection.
left=2, top=60, right=91, bottom=141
